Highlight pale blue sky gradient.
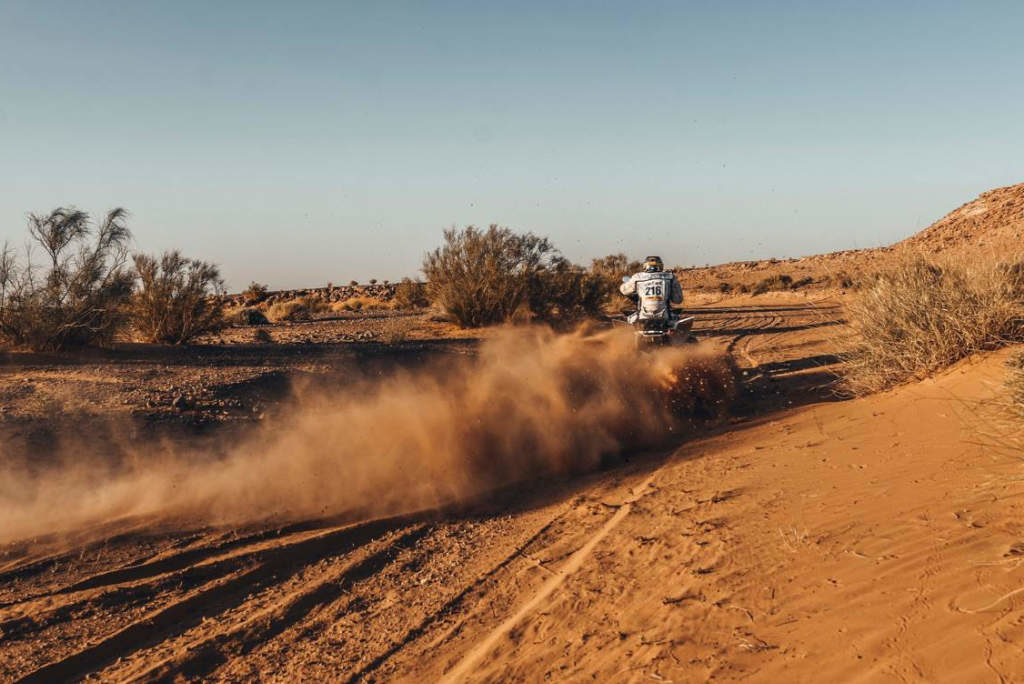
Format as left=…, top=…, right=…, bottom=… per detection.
left=2, top=1, right=1022, bottom=288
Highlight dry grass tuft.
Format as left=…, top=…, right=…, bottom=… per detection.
left=267, top=295, right=329, bottom=322
left=841, top=254, right=1024, bottom=394
left=332, top=296, right=396, bottom=312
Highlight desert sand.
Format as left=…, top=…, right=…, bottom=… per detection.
left=1, top=288, right=1021, bottom=682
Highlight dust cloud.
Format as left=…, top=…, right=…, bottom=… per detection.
left=0, top=327, right=735, bottom=544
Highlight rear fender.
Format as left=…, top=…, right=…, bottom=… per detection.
left=671, top=317, right=694, bottom=334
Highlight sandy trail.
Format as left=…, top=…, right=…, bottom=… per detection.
left=3, top=297, right=1023, bottom=682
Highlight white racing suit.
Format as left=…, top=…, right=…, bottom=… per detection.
left=619, top=271, right=683, bottom=323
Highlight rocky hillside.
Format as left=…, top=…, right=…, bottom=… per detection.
left=900, top=182, right=1024, bottom=254
left=226, top=282, right=398, bottom=308
left=680, top=181, right=1024, bottom=293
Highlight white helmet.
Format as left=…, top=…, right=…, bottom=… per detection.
left=643, top=256, right=664, bottom=273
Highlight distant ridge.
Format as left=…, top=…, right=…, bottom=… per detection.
left=679, top=182, right=1023, bottom=292
left=902, top=182, right=1024, bottom=254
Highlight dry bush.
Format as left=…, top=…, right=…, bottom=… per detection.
left=242, top=281, right=269, bottom=304
left=253, top=328, right=273, bottom=344
left=231, top=307, right=270, bottom=325
left=528, top=258, right=610, bottom=325
left=394, top=278, right=429, bottom=308
left=821, top=271, right=855, bottom=289
left=423, top=225, right=557, bottom=327
left=0, top=208, right=135, bottom=350
left=267, top=295, right=328, bottom=322
left=752, top=273, right=793, bottom=295
left=132, top=251, right=225, bottom=344
left=590, top=253, right=643, bottom=298
left=423, top=225, right=613, bottom=327
left=791, top=276, right=814, bottom=289
left=842, top=254, right=1024, bottom=394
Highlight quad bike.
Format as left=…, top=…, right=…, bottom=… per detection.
left=627, top=314, right=695, bottom=348
left=613, top=276, right=696, bottom=349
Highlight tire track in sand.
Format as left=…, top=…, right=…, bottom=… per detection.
left=12, top=516, right=426, bottom=684
left=439, top=473, right=660, bottom=683
left=108, top=526, right=430, bottom=683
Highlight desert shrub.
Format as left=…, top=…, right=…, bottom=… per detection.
left=424, top=226, right=632, bottom=327
left=791, top=276, right=814, bottom=289
left=820, top=271, right=854, bottom=289
left=423, top=225, right=558, bottom=327
left=0, top=207, right=135, bottom=350
left=348, top=280, right=358, bottom=287
left=253, top=328, right=273, bottom=343
left=841, top=255, right=1024, bottom=394
left=394, top=278, right=429, bottom=308
left=590, top=253, right=643, bottom=297
left=584, top=253, right=646, bottom=313
left=752, top=274, right=793, bottom=295
left=527, top=258, right=610, bottom=324
left=266, top=295, right=328, bottom=322
left=424, top=226, right=624, bottom=327
left=243, top=281, right=269, bottom=304
left=232, top=307, right=269, bottom=325
left=829, top=271, right=855, bottom=289
left=132, top=251, right=225, bottom=344
left=369, top=278, right=378, bottom=285
left=718, top=282, right=733, bottom=293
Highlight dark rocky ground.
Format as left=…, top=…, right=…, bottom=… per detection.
left=0, top=313, right=482, bottom=475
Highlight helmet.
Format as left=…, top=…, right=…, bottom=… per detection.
left=643, top=256, right=664, bottom=273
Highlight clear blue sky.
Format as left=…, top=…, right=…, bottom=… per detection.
left=1, top=1, right=1022, bottom=289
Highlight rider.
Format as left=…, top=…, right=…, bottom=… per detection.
left=619, top=255, right=683, bottom=323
